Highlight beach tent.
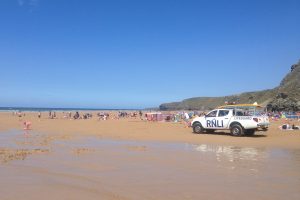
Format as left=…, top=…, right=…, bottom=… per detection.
left=146, top=112, right=162, bottom=121
left=146, top=112, right=173, bottom=122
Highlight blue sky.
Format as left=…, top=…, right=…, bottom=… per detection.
left=0, top=0, right=299, bottom=108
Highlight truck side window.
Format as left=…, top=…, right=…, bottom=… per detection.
left=233, top=110, right=244, bottom=116
left=236, top=111, right=244, bottom=116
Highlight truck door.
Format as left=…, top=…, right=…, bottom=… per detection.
left=204, top=110, right=218, bottom=129
left=217, top=110, right=231, bottom=129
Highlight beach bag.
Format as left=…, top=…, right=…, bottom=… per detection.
left=282, top=124, right=287, bottom=130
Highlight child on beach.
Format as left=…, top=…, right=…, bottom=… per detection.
left=23, top=121, right=32, bottom=130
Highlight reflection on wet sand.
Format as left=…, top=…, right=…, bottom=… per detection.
left=193, top=144, right=266, bottom=161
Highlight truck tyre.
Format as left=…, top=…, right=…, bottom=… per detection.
left=193, top=122, right=204, bottom=134
left=245, top=129, right=255, bottom=136
left=230, top=124, right=244, bottom=136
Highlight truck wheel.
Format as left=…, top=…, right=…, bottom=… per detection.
left=193, top=123, right=204, bottom=134
left=245, top=129, right=255, bottom=136
left=230, top=124, right=244, bottom=136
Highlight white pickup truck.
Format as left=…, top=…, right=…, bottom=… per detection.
left=191, top=104, right=270, bottom=136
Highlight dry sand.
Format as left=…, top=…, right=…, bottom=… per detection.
left=0, top=111, right=300, bottom=149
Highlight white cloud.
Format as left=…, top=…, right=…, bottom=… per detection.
left=17, top=0, right=39, bottom=7
left=17, top=0, right=40, bottom=12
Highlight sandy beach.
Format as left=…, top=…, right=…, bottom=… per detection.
left=1, top=111, right=300, bottom=200
left=1, top=111, right=300, bottom=149
left=2, top=1, right=300, bottom=199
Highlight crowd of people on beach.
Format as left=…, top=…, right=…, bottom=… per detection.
left=13, top=110, right=195, bottom=123
left=11, top=109, right=300, bottom=132
left=267, top=111, right=300, bottom=120
left=267, top=111, right=300, bottom=130
left=27, top=110, right=146, bottom=121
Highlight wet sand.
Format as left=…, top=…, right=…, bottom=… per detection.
left=0, top=130, right=300, bottom=200
left=1, top=112, right=300, bottom=199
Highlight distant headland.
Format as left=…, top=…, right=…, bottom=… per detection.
left=159, top=60, right=300, bottom=111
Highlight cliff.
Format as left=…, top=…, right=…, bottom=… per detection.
left=159, top=60, right=300, bottom=111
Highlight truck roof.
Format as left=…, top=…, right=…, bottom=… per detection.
left=217, top=104, right=263, bottom=109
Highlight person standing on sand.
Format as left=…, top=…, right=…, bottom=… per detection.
left=183, top=112, right=190, bottom=128
left=18, top=111, right=22, bottom=121
left=139, top=110, right=143, bottom=120
left=38, top=112, right=41, bottom=119
left=74, top=111, right=80, bottom=119
left=184, top=112, right=189, bottom=120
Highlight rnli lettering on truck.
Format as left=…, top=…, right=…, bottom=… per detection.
left=206, top=119, right=224, bottom=128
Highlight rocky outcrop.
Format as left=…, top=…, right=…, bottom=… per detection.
left=267, top=60, right=300, bottom=111
left=159, top=60, right=300, bottom=111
